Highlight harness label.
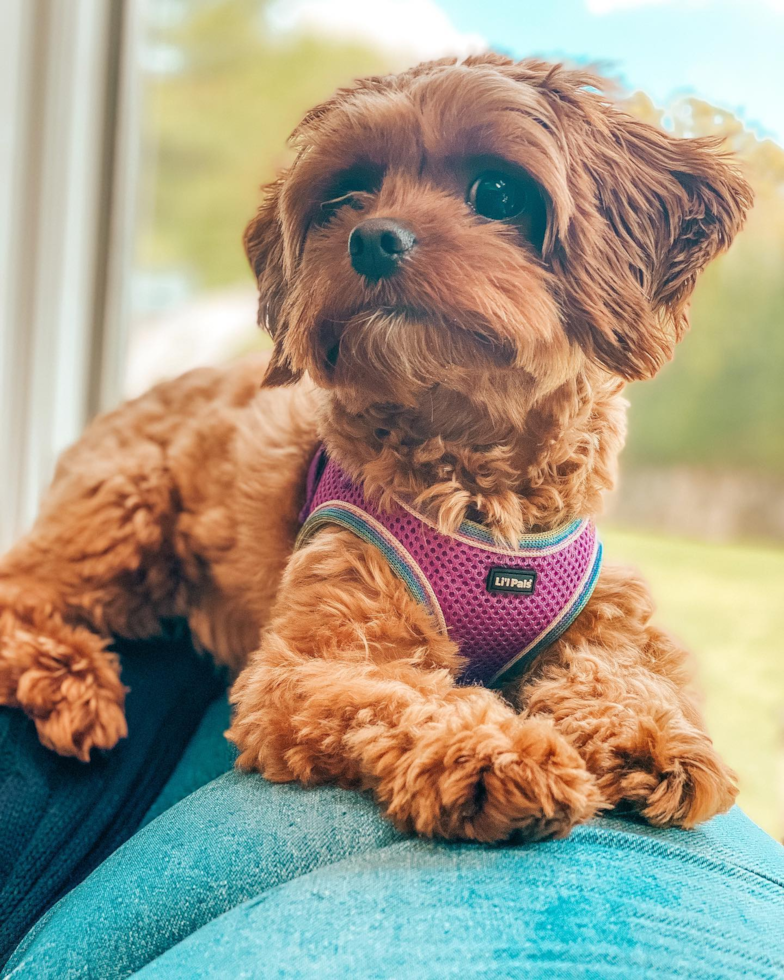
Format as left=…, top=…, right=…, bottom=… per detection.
left=486, top=567, right=537, bottom=595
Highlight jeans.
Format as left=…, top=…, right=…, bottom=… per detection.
left=4, top=696, right=784, bottom=979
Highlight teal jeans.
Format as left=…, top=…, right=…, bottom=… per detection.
left=4, top=698, right=784, bottom=979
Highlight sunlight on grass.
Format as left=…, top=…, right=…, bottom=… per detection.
left=603, top=526, right=784, bottom=840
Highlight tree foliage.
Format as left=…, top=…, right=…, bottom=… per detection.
left=138, top=0, right=396, bottom=287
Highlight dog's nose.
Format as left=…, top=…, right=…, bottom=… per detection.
left=348, top=219, right=416, bottom=281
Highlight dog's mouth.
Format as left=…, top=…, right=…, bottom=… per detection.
left=315, top=308, right=516, bottom=382
left=317, top=309, right=414, bottom=376
left=317, top=317, right=347, bottom=375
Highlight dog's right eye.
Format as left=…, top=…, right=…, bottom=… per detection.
left=317, top=164, right=383, bottom=224
left=468, top=171, right=528, bottom=221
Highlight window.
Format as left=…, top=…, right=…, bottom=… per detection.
left=0, top=0, right=136, bottom=547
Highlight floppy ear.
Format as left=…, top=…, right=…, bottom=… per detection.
left=558, top=112, right=753, bottom=380
left=243, top=176, right=302, bottom=387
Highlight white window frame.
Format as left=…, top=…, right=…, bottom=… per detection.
left=0, top=0, right=141, bottom=550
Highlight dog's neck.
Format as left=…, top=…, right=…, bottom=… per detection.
left=318, top=367, right=627, bottom=543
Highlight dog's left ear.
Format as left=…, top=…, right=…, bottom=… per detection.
left=561, top=112, right=753, bottom=381
left=243, top=176, right=302, bottom=387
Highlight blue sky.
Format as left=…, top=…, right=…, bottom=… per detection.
left=440, top=0, right=784, bottom=141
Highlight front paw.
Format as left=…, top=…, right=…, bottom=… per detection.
left=15, top=629, right=127, bottom=761
left=370, top=707, right=602, bottom=843
left=597, top=717, right=738, bottom=829
left=641, top=747, right=738, bottom=829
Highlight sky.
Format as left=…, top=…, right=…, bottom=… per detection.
left=266, top=0, right=784, bottom=142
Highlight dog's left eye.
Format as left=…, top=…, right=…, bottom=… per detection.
left=468, top=171, right=527, bottom=221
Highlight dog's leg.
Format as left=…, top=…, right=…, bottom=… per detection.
left=0, top=580, right=128, bottom=760
left=1, top=358, right=313, bottom=760
left=228, top=528, right=602, bottom=843
left=0, top=411, right=185, bottom=760
left=515, top=563, right=737, bottom=828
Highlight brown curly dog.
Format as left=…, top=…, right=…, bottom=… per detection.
left=0, top=55, right=752, bottom=843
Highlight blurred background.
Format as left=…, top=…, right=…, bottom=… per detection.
left=1, top=0, right=782, bottom=836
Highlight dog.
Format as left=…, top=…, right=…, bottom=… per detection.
left=0, top=55, right=752, bottom=843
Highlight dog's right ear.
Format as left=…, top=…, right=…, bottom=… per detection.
left=243, top=176, right=302, bottom=387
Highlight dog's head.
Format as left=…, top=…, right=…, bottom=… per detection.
left=244, top=55, right=752, bottom=407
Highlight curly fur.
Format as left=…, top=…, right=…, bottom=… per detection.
left=0, top=55, right=750, bottom=840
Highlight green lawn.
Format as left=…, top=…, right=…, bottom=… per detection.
left=602, top=526, right=784, bottom=840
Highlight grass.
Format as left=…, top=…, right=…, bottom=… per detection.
left=602, top=526, right=784, bottom=840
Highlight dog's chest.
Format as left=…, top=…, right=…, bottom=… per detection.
left=296, top=448, right=603, bottom=686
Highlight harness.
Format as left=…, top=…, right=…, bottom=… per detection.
left=297, top=446, right=602, bottom=687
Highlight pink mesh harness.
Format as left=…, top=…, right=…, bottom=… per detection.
left=297, top=447, right=602, bottom=687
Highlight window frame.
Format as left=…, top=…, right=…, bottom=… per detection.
left=0, top=0, right=141, bottom=549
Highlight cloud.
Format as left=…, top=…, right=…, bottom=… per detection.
left=266, top=0, right=487, bottom=62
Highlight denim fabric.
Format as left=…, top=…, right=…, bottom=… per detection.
left=2, top=773, right=401, bottom=979
left=133, top=814, right=784, bottom=980
left=5, top=681, right=784, bottom=980
left=4, top=761, right=784, bottom=980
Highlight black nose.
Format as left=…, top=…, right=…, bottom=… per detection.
left=348, top=218, right=416, bottom=281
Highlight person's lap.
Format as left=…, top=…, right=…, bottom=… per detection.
left=4, top=693, right=784, bottom=980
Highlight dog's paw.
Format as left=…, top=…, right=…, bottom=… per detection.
left=11, top=625, right=127, bottom=761
left=593, top=716, right=738, bottom=829
left=639, top=747, right=738, bottom=829
left=376, top=708, right=602, bottom=843
left=31, top=683, right=128, bottom=762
